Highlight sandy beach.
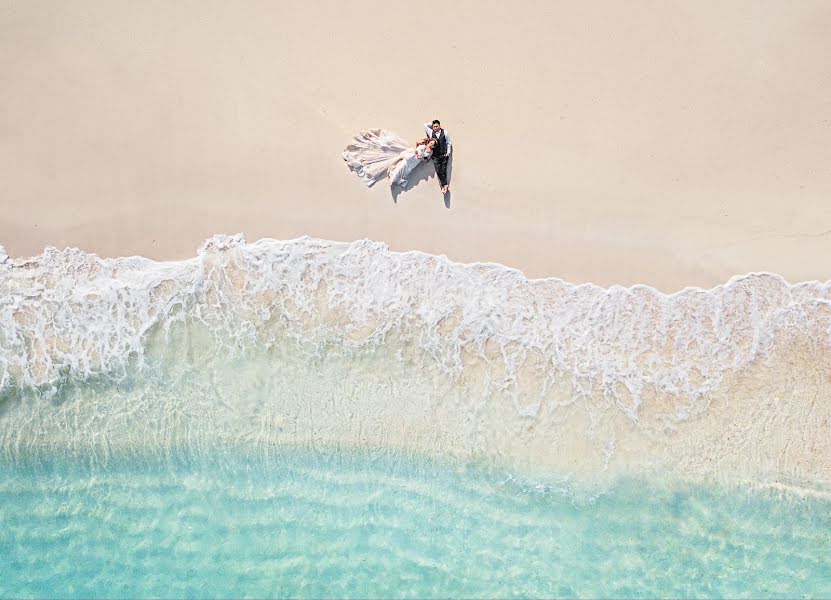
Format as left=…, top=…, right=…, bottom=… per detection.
left=1, top=0, right=829, bottom=291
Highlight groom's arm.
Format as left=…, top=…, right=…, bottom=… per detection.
left=424, top=122, right=433, bottom=136
left=444, top=131, right=452, bottom=157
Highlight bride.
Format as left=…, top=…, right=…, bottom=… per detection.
left=342, top=129, right=436, bottom=189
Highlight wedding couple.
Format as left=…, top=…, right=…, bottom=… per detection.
left=341, top=120, right=453, bottom=194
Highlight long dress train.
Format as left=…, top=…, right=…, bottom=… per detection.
left=342, top=129, right=420, bottom=188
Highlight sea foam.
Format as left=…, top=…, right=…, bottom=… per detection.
left=1, top=235, right=829, bottom=488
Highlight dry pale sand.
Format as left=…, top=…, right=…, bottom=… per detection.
left=1, top=0, right=829, bottom=292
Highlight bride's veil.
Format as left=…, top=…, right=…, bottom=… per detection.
left=342, top=129, right=410, bottom=187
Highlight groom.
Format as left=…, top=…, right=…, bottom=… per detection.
left=424, top=119, right=452, bottom=194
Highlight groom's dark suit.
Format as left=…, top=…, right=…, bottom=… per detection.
left=429, top=129, right=450, bottom=189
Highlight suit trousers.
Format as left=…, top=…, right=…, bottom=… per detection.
left=432, top=155, right=449, bottom=187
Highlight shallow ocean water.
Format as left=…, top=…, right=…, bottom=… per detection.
left=1, top=449, right=830, bottom=599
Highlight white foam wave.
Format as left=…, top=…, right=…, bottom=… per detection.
left=2, top=234, right=829, bottom=402
left=1, top=234, right=830, bottom=486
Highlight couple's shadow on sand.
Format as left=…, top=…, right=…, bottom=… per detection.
left=390, top=157, right=453, bottom=208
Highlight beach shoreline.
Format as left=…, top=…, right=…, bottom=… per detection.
left=3, top=234, right=830, bottom=488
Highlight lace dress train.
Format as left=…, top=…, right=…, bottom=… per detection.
left=342, top=129, right=423, bottom=188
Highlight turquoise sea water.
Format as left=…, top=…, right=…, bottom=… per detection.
left=2, top=449, right=830, bottom=599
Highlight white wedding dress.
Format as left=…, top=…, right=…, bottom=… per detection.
left=342, top=129, right=430, bottom=188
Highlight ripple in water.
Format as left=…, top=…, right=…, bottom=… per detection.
left=1, top=450, right=830, bottom=599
